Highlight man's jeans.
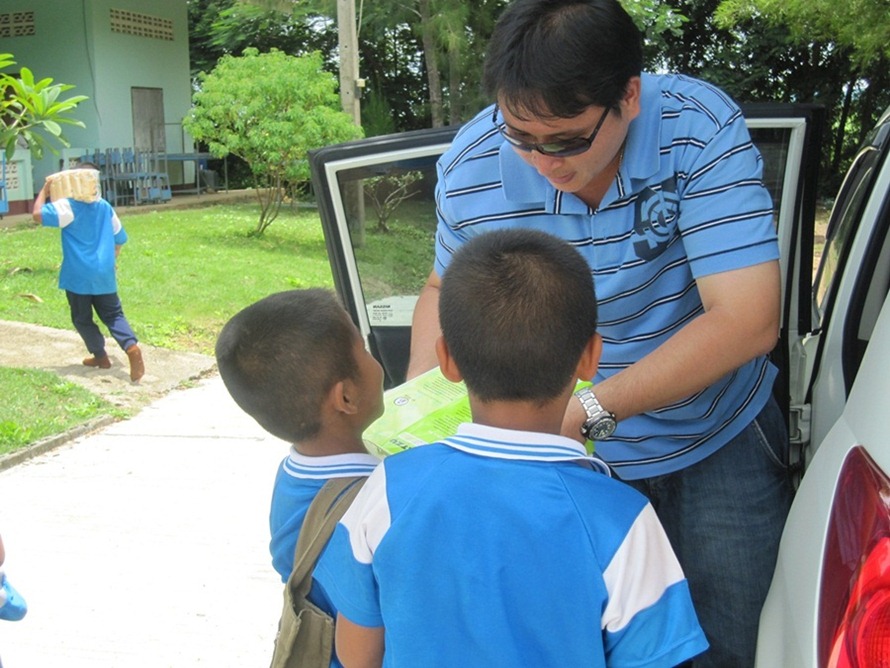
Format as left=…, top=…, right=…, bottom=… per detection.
left=627, top=395, right=794, bottom=667
left=66, top=291, right=138, bottom=356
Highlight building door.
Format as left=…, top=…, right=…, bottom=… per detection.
left=131, top=87, right=165, bottom=151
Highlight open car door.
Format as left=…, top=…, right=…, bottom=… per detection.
left=309, top=104, right=825, bottom=462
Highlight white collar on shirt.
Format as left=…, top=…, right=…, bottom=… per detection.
left=441, top=423, right=610, bottom=476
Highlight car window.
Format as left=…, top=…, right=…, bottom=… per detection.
left=330, top=155, right=439, bottom=327
left=749, top=126, right=793, bottom=227
left=814, top=145, right=881, bottom=321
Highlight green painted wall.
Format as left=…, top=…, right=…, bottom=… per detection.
left=0, top=0, right=191, bottom=194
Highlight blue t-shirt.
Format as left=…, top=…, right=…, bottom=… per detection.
left=269, top=448, right=380, bottom=581
left=434, top=73, right=779, bottom=479
left=315, top=423, right=708, bottom=667
left=41, top=197, right=127, bottom=295
left=270, top=448, right=380, bottom=668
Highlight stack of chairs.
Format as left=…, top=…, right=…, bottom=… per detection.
left=78, top=148, right=171, bottom=207
left=133, top=149, right=171, bottom=204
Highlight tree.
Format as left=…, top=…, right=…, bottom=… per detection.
left=715, top=0, right=890, bottom=70
left=187, top=0, right=337, bottom=80
left=365, top=172, right=422, bottom=232
left=1, top=53, right=87, bottom=160
left=284, top=0, right=683, bottom=130
left=714, top=0, right=890, bottom=186
left=183, top=48, right=363, bottom=235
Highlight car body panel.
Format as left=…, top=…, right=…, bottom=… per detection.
left=758, top=295, right=890, bottom=666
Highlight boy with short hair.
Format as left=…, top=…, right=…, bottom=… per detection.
left=32, top=162, right=145, bottom=382
left=315, top=229, right=708, bottom=667
left=215, top=289, right=382, bottom=609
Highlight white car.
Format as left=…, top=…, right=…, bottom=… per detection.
left=309, top=103, right=890, bottom=667
left=756, top=105, right=890, bottom=667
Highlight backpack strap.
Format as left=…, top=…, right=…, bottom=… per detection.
left=287, top=476, right=367, bottom=603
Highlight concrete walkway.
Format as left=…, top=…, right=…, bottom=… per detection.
left=0, top=376, right=289, bottom=667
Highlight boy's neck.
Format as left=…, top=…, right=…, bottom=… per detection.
left=292, top=433, right=369, bottom=458
left=468, top=393, right=571, bottom=436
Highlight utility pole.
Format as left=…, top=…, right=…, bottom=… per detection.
left=337, top=0, right=362, bottom=126
left=337, top=0, right=365, bottom=245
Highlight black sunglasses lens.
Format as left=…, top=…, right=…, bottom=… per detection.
left=498, top=125, right=590, bottom=157
left=500, top=131, right=532, bottom=151
left=539, top=141, right=588, bottom=157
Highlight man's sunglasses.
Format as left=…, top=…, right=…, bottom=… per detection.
left=492, top=104, right=611, bottom=158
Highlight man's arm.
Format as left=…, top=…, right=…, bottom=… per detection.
left=406, top=270, right=443, bottom=379
left=31, top=179, right=50, bottom=223
left=562, top=260, right=780, bottom=439
left=335, top=614, right=384, bottom=668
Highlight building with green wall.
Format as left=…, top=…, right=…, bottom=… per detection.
left=1, top=0, right=193, bottom=212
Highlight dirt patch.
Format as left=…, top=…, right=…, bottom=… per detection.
left=0, top=319, right=216, bottom=413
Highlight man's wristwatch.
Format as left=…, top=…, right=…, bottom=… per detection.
left=575, top=387, right=617, bottom=440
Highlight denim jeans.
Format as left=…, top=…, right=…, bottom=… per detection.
left=627, top=395, right=794, bottom=668
left=66, top=291, right=138, bottom=356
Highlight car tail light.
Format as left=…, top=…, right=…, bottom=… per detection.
left=819, top=446, right=890, bottom=667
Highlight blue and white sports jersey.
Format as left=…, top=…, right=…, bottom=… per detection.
left=41, top=197, right=126, bottom=295
left=269, top=448, right=380, bottom=581
left=315, top=423, right=708, bottom=667
left=434, top=73, right=779, bottom=479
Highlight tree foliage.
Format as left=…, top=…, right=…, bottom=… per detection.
left=715, top=0, right=890, bottom=70
left=711, top=0, right=890, bottom=187
left=188, top=0, right=337, bottom=79
left=248, top=0, right=687, bottom=129
left=183, top=47, right=362, bottom=235
left=0, top=53, right=87, bottom=161
left=365, top=172, right=422, bottom=232
left=187, top=0, right=890, bottom=192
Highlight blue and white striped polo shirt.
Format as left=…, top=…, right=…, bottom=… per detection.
left=434, top=73, right=779, bottom=479
left=315, top=422, right=708, bottom=667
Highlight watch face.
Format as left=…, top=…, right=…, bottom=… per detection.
left=590, top=418, right=617, bottom=440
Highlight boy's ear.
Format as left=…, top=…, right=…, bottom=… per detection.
left=330, top=379, right=359, bottom=416
left=576, top=333, right=603, bottom=381
left=435, top=336, right=463, bottom=382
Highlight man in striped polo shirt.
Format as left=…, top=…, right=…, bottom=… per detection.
left=406, top=1, right=793, bottom=665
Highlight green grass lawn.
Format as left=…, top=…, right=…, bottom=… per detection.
left=1, top=202, right=336, bottom=354
left=0, top=367, right=128, bottom=454
left=0, top=199, right=433, bottom=453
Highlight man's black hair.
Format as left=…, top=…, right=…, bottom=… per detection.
left=439, top=228, right=597, bottom=403
left=215, top=289, right=359, bottom=442
left=483, top=0, right=643, bottom=119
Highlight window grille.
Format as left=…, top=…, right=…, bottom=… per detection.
left=0, top=11, right=36, bottom=38
left=110, top=8, right=174, bottom=41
